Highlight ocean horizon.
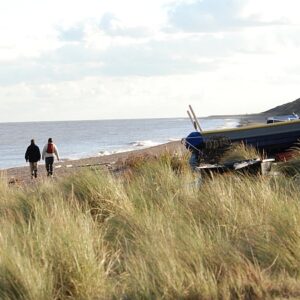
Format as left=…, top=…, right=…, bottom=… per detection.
left=0, top=117, right=240, bottom=169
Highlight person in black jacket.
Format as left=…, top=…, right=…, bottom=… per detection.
left=25, top=139, right=41, bottom=179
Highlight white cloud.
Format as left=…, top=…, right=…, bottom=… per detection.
left=0, top=0, right=300, bottom=122
left=241, top=0, right=300, bottom=24
left=166, top=0, right=284, bottom=33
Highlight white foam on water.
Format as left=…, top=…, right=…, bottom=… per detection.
left=98, top=150, right=111, bottom=156
left=168, top=138, right=180, bottom=142
left=220, top=119, right=240, bottom=129
left=129, top=140, right=160, bottom=148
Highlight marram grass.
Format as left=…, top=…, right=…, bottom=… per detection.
left=1, top=153, right=300, bottom=299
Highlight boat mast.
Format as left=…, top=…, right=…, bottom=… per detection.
left=188, top=105, right=202, bottom=132
left=187, top=110, right=198, bottom=131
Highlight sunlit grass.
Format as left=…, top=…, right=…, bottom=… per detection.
left=219, top=142, right=262, bottom=163
left=1, top=149, right=300, bottom=299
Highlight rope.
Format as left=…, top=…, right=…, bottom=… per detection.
left=181, top=138, right=203, bottom=154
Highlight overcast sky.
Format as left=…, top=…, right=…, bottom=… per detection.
left=1, top=0, right=300, bottom=122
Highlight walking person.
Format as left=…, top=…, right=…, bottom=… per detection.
left=25, top=139, right=41, bottom=179
left=42, top=138, right=60, bottom=177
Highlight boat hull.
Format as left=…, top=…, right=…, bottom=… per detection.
left=202, top=120, right=300, bottom=154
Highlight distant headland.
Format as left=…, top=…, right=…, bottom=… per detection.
left=208, top=97, right=300, bottom=119
left=263, top=97, right=300, bottom=115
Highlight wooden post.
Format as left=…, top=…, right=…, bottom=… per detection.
left=188, top=105, right=202, bottom=132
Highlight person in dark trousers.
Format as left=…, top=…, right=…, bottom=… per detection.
left=25, top=139, right=41, bottom=179
left=42, top=138, right=60, bottom=177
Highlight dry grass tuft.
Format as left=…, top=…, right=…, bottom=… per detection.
left=220, top=142, right=262, bottom=164
left=0, top=151, right=300, bottom=299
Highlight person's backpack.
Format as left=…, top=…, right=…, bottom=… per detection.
left=47, top=143, right=54, bottom=154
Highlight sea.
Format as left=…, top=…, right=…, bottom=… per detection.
left=0, top=117, right=240, bottom=169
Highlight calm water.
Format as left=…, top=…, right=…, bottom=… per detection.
left=0, top=118, right=240, bottom=169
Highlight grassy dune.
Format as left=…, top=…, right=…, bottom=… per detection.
left=1, top=151, right=300, bottom=299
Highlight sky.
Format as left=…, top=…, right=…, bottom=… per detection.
left=1, top=0, right=300, bottom=122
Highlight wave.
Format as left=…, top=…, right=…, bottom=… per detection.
left=128, top=140, right=160, bottom=148
left=98, top=150, right=111, bottom=156
left=204, top=118, right=240, bottom=130
left=168, top=138, right=180, bottom=142
left=97, top=140, right=170, bottom=157
left=175, top=118, right=188, bottom=121
left=219, top=120, right=240, bottom=129
left=97, top=148, right=140, bottom=157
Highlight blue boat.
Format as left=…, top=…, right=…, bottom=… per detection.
left=185, top=119, right=300, bottom=155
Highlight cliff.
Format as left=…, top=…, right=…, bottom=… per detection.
left=264, top=98, right=300, bottom=115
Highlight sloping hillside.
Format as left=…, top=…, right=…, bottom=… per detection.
left=264, top=98, right=300, bottom=115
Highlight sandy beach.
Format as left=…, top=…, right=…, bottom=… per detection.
left=3, top=140, right=187, bottom=186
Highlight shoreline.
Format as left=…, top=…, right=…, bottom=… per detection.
left=3, top=140, right=186, bottom=186
left=2, top=115, right=267, bottom=186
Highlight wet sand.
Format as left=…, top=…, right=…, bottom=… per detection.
left=3, top=141, right=187, bottom=186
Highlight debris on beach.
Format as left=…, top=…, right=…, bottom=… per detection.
left=196, top=158, right=275, bottom=176
left=8, top=177, right=19, bottom=185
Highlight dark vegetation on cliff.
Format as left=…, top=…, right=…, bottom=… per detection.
left=264, top=98, right=300, bottom=115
